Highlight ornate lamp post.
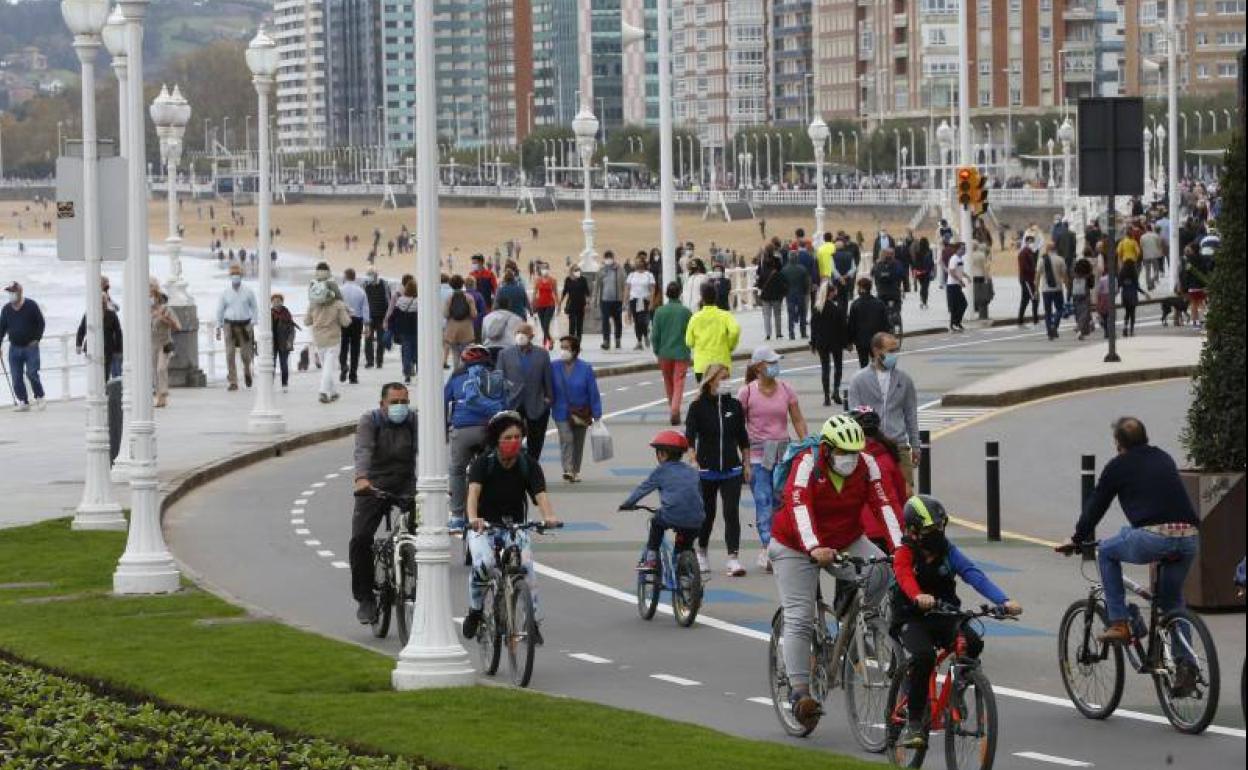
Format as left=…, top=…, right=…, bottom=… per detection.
left=572, top=107, right=599, bottom=273
left=63, top=0, right=125, bottom=531
left=807, top=116, right=829, bottom=238
left=1143, top=125, right=1153, bottom=199
left=1046, top=138, right=1056, bottom=188
left=936, top=120, right=954, bottom=193
left=245, top=27, right=285, bottom=434
left=1155, top=124, right=1167, bottom=194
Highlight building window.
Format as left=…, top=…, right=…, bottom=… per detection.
left=1217, top=61, right=1238, bottom=77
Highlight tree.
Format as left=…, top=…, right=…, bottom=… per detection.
left=1182, top=129, right=1246, bottom=471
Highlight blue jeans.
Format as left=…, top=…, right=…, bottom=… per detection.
left=467, top=528, right=538, bottom=617
left=107, top=353, right=123, bottom=380
left=399, top=337, right=417, bottom=378
left=785, top=293, right=807, bottom=337
left=1098, top=526, right=1197, bottom=623
left=1042, top=290, right=1064, bottom=337
left=7, top=344, right=44, bottom=404
left=750, top=462, right=774, bottom=546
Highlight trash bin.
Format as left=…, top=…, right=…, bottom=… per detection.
left=107, top=377, right=122, bottom=463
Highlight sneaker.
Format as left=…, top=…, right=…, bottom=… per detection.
left=562, top=472, right=573, bottom=482
left=245, top=374, right=253, bottom=388
left=696, top=549, right=710, bottom=575
left=318, top=393, right=330, bottom=404
left=725, top=557, right=746, bottom=577
left=756, top=551, right=772, bottom=572
left=14, top=402, right=30, bottom=412
left=823, top=393, right=832, bottom=407
left=32, top=398, right=44, bottom=411
left=227, top=383, right=239, bottom=392
left=633, top=343, right=643, bottom=351
left=1098, top=620, right=1132, bottom=645
left=329, top=393, right=340, bottom=402
left=788, top=691, right=822, bottom=732
left=356, top=598, right=377, bottom=625
left=462, top=608, right=483, bottom=639
left=898, top=722, right=928, bottom=750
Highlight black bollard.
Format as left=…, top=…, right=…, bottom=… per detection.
left=986, top=441, right=1001, bottom=542
left=919, top=429, right=932, bottom=495
left=842, top=388, right=850, bottom=413
left=1081, top=454, right=1096, bottom=545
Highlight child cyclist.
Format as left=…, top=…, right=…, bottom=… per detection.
left=620, top=431, right=706, bottom=571
left=891, top=494, right=1022, bottom=749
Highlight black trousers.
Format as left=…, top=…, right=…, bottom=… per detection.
left=698, top=476, right=743, bottom=553
left=855, top=343, right=872, bottom=369
left=1017, top=281, right=1038, bottom=325
left=349, top=495, right=389, bottom=603
left=567, top=307, right=585, bottom=340
left=364, top=315, right=387, bottom=366
left=947, top=285, right=968, bottom=327
left=339, top=317, right=363, bottom=381
left=917, top=275, right=931, bottom=306
left=817, top=347, right=844, bottom=399
left=630, top=299, right=651, bottom=342
left=646, top=520, right=699, bottom=553
left=600, top=301, right=623, bottom=345
left=521, top=407, right=550, bottom=461
left=273, top=349, right=290, bottom=386
left=899, top=616, right=983, bottom=724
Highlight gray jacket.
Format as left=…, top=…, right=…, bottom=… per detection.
left=497, top=344, right=553, bottom=418
left=592, top=263, right=627, bottom=305
left=353, top=409, right=417, bottom=493
left=847, top=365, right=919, bottom=448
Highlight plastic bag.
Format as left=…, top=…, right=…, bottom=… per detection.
left=590, top=420, right=614, bottom=463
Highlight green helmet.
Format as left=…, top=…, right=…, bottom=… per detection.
left=819, top=414, right=866, bottom=452
left=903, top=494, right=949, bottom=531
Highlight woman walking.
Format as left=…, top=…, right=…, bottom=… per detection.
left=912, top=236, right=934, bottom=309
left=305, top=275, right=351, bottom=403
left=443, top=275, right=478, bottom=363
left=626, top=252, right=656, bottom=350
left=1118, top=258, right=1142, bottom=337
left=270, top=293, right=298, bottom=392
left=150, top=279, right=181, bottom=408
left=685, top=363, right=751, bottom=577
left=755, top=248, right=788, bottom=341
left=533, top=264, right=559, bottom=349
left=551, top=335, right=603, bottom=482
left=810, top=280, right=848, bottom=407
left=560, top=265, right=590, bottom=342
left=391, top=281, right=419, bottom=382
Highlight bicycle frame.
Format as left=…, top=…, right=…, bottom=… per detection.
left=1077, top=557, right=1185, bottom=677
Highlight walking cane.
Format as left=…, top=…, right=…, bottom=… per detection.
left=0, top=345, right=17, bottom=406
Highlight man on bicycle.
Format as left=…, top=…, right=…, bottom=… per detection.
left=1057, top=417, right=1200, bottom=647
left=871, top=247, right=905, bottom=322
left=892, top=495, right=1022, bottom=749
left=461, top=411, right=560, bottom=643
left=771, top=414, right=904, bottom=732
left=351, top=382, right=417, bottom=624
left=444, top=344, right=515, bottom=531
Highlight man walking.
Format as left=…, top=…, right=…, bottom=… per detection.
left=0, top=281, right=46, bottom=411
left=1140, top=225, right=1164, bottom=292
left=593, top=250, right=626, bottom=351
left=361, top=268, right=390, bottom=369
left=1016, top=234, right=1039, bottom=326
left=215, top=263, right=257, bottom=392
left=497, top=322, right=554, bottom=461
left=846, top=277, right=890, bottom=369
left=339, top=268, right=368, bottom=384
left=848, top=331, right=920, bottom=490
left=650, top=281, right=693, bottom=425
left=781, top=250, right=811, bottom=339
left=1036, top=241, right=1069, bottom=340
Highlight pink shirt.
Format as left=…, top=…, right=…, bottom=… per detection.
left=738, top=380, right=797, bottom=463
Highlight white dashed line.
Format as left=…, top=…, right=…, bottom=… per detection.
left=293, top=499, right=308, bottom=506
left=331, top=561, right=349, bottom=569
left=304, top=539, right=321, bottom=546
left=339, top=465, right=353, bottom=472
left=290, top=519, right=305, bottom=525
left=315, top=550, right=335, bottom=558
left=452, top=616, right=464, bottom=624
left=637, top=380, right=651, bottom=386
left=1013, top=752, right=1093, bottom=767
left=616, top=386, right=630, bottom=392
left=746, top=697, right=772, bottom=706
left=290, top=508, right=305, bottom=515
left=568, top=653, right=613, bottom=665
left=300, top=490, right=316, bottom=496
left=294, top=528, right=310, bottom=535
left=650, top=673, right=700, bottom=687
left=311, top=482, right=326, bottom=488
left=324, top=473, right=340, bottom=479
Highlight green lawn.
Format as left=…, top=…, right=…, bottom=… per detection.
left=0, top=520, right=875, bottom=770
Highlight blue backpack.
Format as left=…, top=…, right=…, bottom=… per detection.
left=456, top=364, right=512, bottom=419
left=770, top=436, right=822, bottom=510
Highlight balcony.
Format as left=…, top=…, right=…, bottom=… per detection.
left=895, top=12, right=907, bottom=27
left=1062, top=37, right=1095, bottom=51
left=1063, top=3, right=1096, bottom=21
left=1062, top=69, right=1095, bottom=83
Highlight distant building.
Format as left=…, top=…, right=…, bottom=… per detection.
left=273, top=0, right=329, bottom=151
left=771, top=0, right=813, bottom=126
left=1, top=47, right=48, bottom=72
left=323, top=0, right=383, bottom=148
left=1123, top=0, right=1245, bottom=98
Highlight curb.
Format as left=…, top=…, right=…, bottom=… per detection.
left=941, top=365, right=1195, bottom=408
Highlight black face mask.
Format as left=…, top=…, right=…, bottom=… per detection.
left=918, top=528, right=948, bottom=554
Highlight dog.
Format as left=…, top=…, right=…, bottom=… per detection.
left=1159, top=295, right=1189, bottom=327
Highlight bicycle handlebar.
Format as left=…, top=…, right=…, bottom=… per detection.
left=925, top=601, right=1018, bottom=622
left=477, top=520, right=563, bottom=535
left=353, top=487, right=416, bottom=513
left=806, top=551, right=894, bottom=567
left=619, top=503, right=658, bottom=514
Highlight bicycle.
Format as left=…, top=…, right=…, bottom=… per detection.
left=357, top=489, right=421, bottom=645
left=768, top=553, right=901, bottom=751
left=470, top=518, right=562, bottom=688
left=1056, top=540, right=1221, bottom=735
left=622, top=503, right=703, bottom=628
left=884, top=603, right=1015, bottom=770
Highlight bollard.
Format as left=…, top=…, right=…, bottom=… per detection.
left=986, top=441, right=1001, bottom=542
left=919, top=429, right=932, bottom=495
left=1081, top=454, right=1096, bottom=546
left=841, top=388, right=850, bottom=413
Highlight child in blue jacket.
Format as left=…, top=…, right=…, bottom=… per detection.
left=620, top=430, right=706, bottom=571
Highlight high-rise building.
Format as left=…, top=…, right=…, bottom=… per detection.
left=1123, top=0, right=1245, bottom=98
left=770, top=0, right=813, bottom=126
left=323, top=0, right=382, bottom=149
left=486, top=0, right=536, bottom=145
left=380, top=0, right=417, bottom=151
left=273, top=0, right=329, bottom=151
left=436, top=1, right=489, bottom=147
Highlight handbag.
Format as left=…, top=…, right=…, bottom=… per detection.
left=590, top=420, right=614, bottom=462
left=569, top=405, right=593, bottom=428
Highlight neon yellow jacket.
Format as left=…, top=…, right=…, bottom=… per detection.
left=684, top=305, right=740, bottom=374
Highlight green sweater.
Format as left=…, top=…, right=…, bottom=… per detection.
left=649, top=300, right=693, bottom=362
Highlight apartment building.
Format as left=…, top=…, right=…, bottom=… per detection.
left=486, top=0, right=536, bottom=145
left=323, top=0, right=382, bottom=149
left=273, top=0, right=329, bottom=151
left=1124, top=0, right=1245, bottom=98
left=771, top=0, right=813, bottom=126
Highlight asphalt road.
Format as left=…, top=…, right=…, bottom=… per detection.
left=167, top=311, right=1245, bottom=770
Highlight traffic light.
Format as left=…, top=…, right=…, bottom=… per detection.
left=957, top=166, right=977, bottom=208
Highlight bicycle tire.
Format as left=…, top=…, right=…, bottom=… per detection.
left=1153, top=607, right=1220, bottom=735
left=672, top=550, right=703, bottom=628
left=1057, top=598, right=1124, bottom=720
left=370, top=542, right=392, bottom=639
left=884, top=659, right=927, bottom=768
left=477, top=582, right=502, bottom=676
left=844, top=619, right=900, bottom=753
left=508, top=579, right=538, bottom=688
left=636, top=567, right=660, bottom=621
left=944, top=666, right=998, bottom=770
left=768, top=609, right=814, bottom=738
left=395, top=543, right=418, bottom=646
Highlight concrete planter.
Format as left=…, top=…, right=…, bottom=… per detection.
left=1180, top=470, right=1246, bottom=610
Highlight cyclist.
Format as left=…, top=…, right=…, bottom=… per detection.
left=350, top=382, right=417, bottom=624
left=620, top=431, right=706, bottom=571
left=461, top=411, right=560, bottom=643
left=1056, top=417, right=1199, bottom=647
left=851, top=405, right=908, bottom=551
left=891, top=494, right=1022, bottom=749
left=871, top=247, right=905, bottom=326
left=771, top=414, right=904, bottom=732
left=444, top=344, right=514, bottom=531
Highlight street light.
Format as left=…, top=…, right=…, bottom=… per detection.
left=1143, top=125, right=1153, bottom=198
left=1155, top=123, right=1167, bottom=194
left=63, top=0, right=125, bottom=531
left=1058, top=117, right=1074, bottom=221
left=572, top=106, right=599, bottom=272
left=1046, top=138, right=1056, bottom=187
left=807, top=116, right=828, bottom=238
left=150, top=84, right=192, bottom=306
left=245, top=26, right=285, bottom=434
left=936, top=120, right=954, bottom=191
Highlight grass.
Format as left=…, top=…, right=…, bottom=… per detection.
left=0, top=519, right=875, bottom=770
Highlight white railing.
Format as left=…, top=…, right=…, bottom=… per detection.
left=726, top=266, right=757, bottom=309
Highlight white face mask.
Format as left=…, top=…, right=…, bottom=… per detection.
left=559, top=349, right=574, bottom=362
left=831, top=453, right=860, bottom=477
left=515, top=333, right=530, bottom=347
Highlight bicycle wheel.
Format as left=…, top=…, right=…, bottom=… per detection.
left=476, top=582, right=501, bottom=676
left=394, top=543, right=418, bottom=646
left=1057, top=599, right=1124, bottom=719
left=370, top=542, right=392, bottom=639
left=672, top=550, right=703, bottom=628
left=884, top=659, right=927, bottom=768
left=768, top=609, right=813, bottom=738
left=844, top=619, right=900, bottom=753
left=944, top=667, right=998, bottom=770
left=507, top=579, right=538, bottom=688
left=1153, top=608, right=1220, bottom=734
left=636, top=564, right=660, bottom=621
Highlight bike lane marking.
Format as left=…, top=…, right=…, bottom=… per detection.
left=568, top=653, right=613, bottom=665
left=650, top=673, right=701, bottom=686
left=1013, top=751, right=1093, bottom=767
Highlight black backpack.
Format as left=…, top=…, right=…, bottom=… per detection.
left=448, top=291, right=472, bottom=321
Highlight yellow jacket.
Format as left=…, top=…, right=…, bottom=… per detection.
left=684, top=305, right=740, bottom=374
left=816, top=241, right=836, bottom=280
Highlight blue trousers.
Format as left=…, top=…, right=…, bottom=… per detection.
left=1098, top=526, right=1197, bottom=623
left=7, top=344, right=44, bottom=404
left=750, top=462, right=774, bottom=546
left=786, top=294, right=808, bottom=337
left=399, top=337, right=417, bottom=378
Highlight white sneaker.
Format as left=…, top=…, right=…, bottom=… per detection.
left=14, top=402, right=30, bottom=412
left=696, top=549, right=710, bottom=575
left=725, top=558, right=746, bottom=577
left=33, top=398, right=45, bottom=411
left=755, top=551, right=772, bottom=573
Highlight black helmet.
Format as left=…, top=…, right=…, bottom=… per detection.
left=902, top=494, right=948, bottom=532
left=486, top=410, right=525, bottom=445
left=851, top=404, right=881, bottom=434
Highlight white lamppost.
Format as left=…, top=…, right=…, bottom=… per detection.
left=246, top=27, right=285, bottom=434
left=1143, top=125, right=1153, bottom=200
left=1155, top=123, right=1167, bottom=194
left=936, top=119, right=954, bottom=195
left=113, top=0, right=180, bottom=595
left=102, top=4, right=133, bottom=482
left=64, top=0, right=125, bottom=531
left=1046, top=138, right=1056, bottom=188
left=807, top=116, right=828, bottom=238
left=1166, top=0, right=1180, bottom=289
left=392, top=0, right=475, bottom=690
left=572, top=106, right=599, bottom=272
left=1058, top=117, right=1074, bottom=222
left=149, top=84, right=191, bottom=306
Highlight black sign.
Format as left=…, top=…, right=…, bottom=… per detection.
left=56, top=201, right=75, bottom=219
left=1077, top=98, right=1144, bottom=197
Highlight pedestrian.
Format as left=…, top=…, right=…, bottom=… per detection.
left=810, top=279, right=849, bottom=407
left=1118, top=258, right=1142, bottom=337
left=755, top=248, right=788, bottom=341
left=912, top=236, right=934, bottom=309
left=495, top=267, right=529, bottom=320
left=1016, top=235, right=1040, bottom=326
left=847, top=277, right=890, bottom=367
left=650, top=281, right=693, bottom=426
left=626, top=252, right=656, bottom=350
left=464, top=275, right=487, bottom=341
left=361, top=268, right=390, bottom=369
left=150, top=279, right=181, bottom=408
left=1183, top=240, right=1213, bottom=327
left=533, top=264, right=559, bottom=349
left=680, top=257, right=709, bottom=310
left=0, top=282, right=46, bottom=411
left=480, top=295, right=523, bottom=363
left=871, top=247, right=904, bottom=321
left=337, top=268, right=368, bottom=384
left=1139, top=224, right=1164, bottom=292
left=684, top=363, right=751, bottom=577
left=593, top=251, right=626, bottom=350
left=968, top=238, right=992, bottom=320
left=1071, top=251, right=1095, bottom=340
left=851, top=405, right=909, bottom=550
left=847, top=332, right=921, bottom=489
left=469, top=254, right=498, bottom=309
left=215, top=263, right=257, bottom=391
left=443, top=345, right=512, bottom=529
left=391, top=280, right=419, bottom=383
left=815, top=231, right=837, bottom=285
left=685, top=282, right=741, bottom=384
left=781, top=249, right=811, bottom=340
left=707, top=262, right=732, bottom=310
left=270, top=293, right=298, bottom=391
left=305, top=272, right=350, bottom=403
left=75, top=294, right=123, bottom=384
left=1036, top=241, right=1069, bottom=340
left=945, top=244, right=969, bottom=332
left=552, top=335, right=603, bottom=482
left=443, top=275, right=479, bottom=363
left=497, top=322, right=554, bottom=462
left=739, top=346, right=808, bottom=572
left=560, top=265, right=590, bottom=341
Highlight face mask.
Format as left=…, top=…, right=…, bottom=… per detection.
left=3, top=292, right=13, bottom=304
left=764, top=363, right=780, bottom=379
left=515, top=333, right=530, bottom=347
left=272, top=301, right=283, bottom=310
left=230, top=276, right=242, bottom=287
left=918, top=528, right=948, bottom=554
left=604, top=258, right=615, bottom=266
left=497, top=436, right=523, bottom=460
left=541, top=269, right=550, bottom=277
left=570, top=270, right=580, bottom=277
left=714, top=270, right=725, bottom=278
left=387, top=403, right=410, bottom=424
left=559, top=349, right=574, bottom=362
left=881, top=352, right=898, bottom=370
left=830, top=452, right=860, bottom=477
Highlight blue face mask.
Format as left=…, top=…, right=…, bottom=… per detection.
left=386, top=403, right=410, bottom=424
left=765, top=363, right=781, bottom=379
left=881, top=353, right=899, bottom=371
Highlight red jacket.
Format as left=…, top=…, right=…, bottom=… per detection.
left=771, top=445, right=903, bottom=554
left=861, top=440, right=907, bottom=542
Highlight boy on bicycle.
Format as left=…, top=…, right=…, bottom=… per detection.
left=620, top=430, right=706, bottom=571
left=892, top=494, right=1022, bottom=749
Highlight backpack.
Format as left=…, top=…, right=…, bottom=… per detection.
left=770, top=436, right=822, bottom=510
left=448, top=291, right=472, bottom=321
left=457, top=365, right=512, bottom=418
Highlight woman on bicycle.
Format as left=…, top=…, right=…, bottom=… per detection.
left=461, top=412, right=560, bottom=643
left=891, top=494, right=1021, bottom=749
left=771, top=414, right=904, bottom=733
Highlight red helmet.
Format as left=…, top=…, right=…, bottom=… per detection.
left=460, top=344, right=490, bottom=365
left=649, top=430, right=689, bottom=452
